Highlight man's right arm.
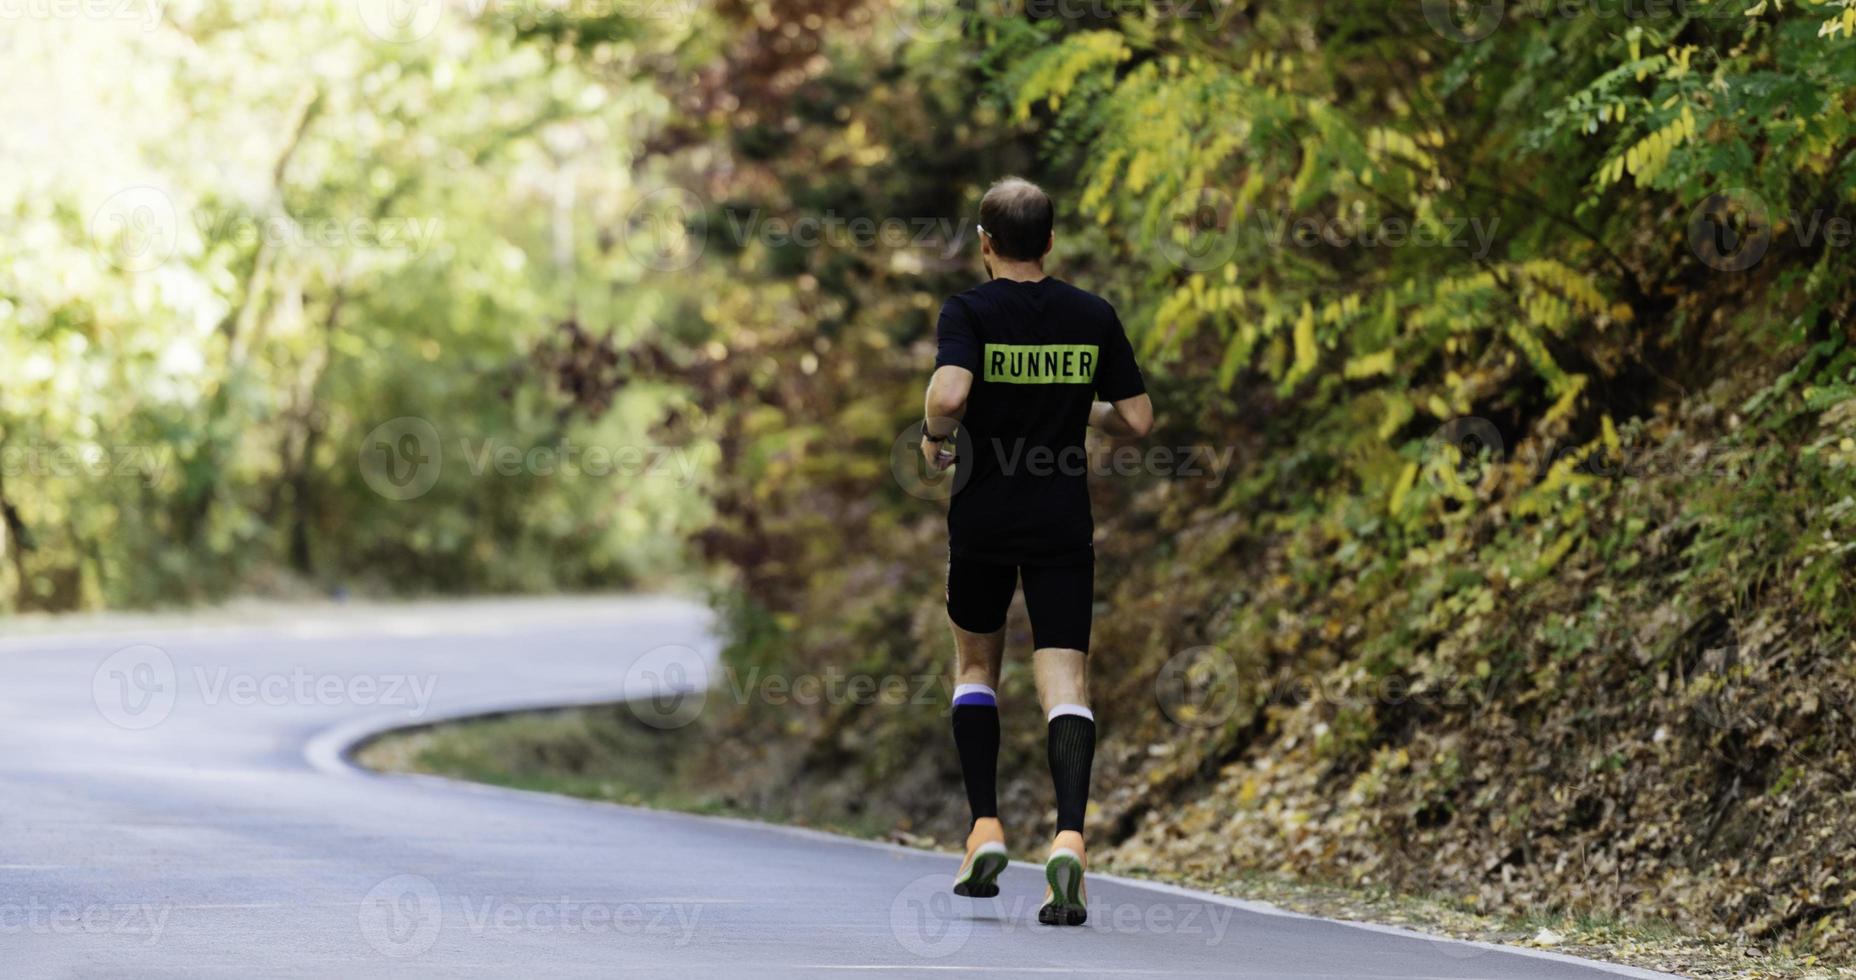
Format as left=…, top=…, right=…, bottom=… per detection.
left=1091, top=307, right=1152, bottom=438
left=1089, top=395, right=1153, bottom=438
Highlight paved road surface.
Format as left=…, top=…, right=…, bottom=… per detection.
left=0, top=597, right=1683, bottom=978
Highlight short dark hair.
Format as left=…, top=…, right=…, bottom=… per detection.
left=978, top=177, right=1053, bottom=262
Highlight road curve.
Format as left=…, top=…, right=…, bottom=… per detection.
left=0, top=597, right=1681, bottom=979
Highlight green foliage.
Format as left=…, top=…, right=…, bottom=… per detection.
left=586, top=0, right=1856, bottom=953
left=9, top=0, right=1856, bottom=954
left=0, top=7, right=705, bottom=610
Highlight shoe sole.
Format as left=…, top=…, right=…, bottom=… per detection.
left=1039, top=850, right=1086, bottom=926
left=953, top=844, right=1008, bottom=898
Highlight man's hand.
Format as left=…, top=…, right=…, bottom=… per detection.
left=1089, top=394, right=1155, bottom=438
left=921, top=435, right=957, bottom=471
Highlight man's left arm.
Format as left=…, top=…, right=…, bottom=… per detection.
left=924, top=298, right=980, bottom=470
left=922, top=366, right=972, bottom=470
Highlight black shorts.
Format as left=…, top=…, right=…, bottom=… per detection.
left=945, top=554, right=1094, bottom=653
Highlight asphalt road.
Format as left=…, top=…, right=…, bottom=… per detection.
left=0, top=597, right=1683, bottom=979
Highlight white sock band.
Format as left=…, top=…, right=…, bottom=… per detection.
left=1047, top=703, right=1094, bottom=723
left=952, top=683, right=997, bottom=707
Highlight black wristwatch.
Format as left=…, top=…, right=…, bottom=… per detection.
left=923, top=427, right=952, bottom=443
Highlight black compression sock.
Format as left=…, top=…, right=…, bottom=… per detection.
left=1046, top=709, right=1096, bottom=834
left=951, top=687, right=1000, bottom=823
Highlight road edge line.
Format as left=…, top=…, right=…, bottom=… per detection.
left=306, top=699, right=1689, bottom=980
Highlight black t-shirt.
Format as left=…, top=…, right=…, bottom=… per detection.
left=934, top=277, right=1146, bottom=566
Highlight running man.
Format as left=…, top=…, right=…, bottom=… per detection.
left=919, top=177, right=1153, bottom=926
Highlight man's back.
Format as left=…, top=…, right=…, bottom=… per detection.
left=934, top=276, right=1146, bottom=566
left=924, top=176, right=1153, bottom=928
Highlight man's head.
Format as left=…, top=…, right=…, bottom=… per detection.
left=978, top=177, right=1054, bottom=266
